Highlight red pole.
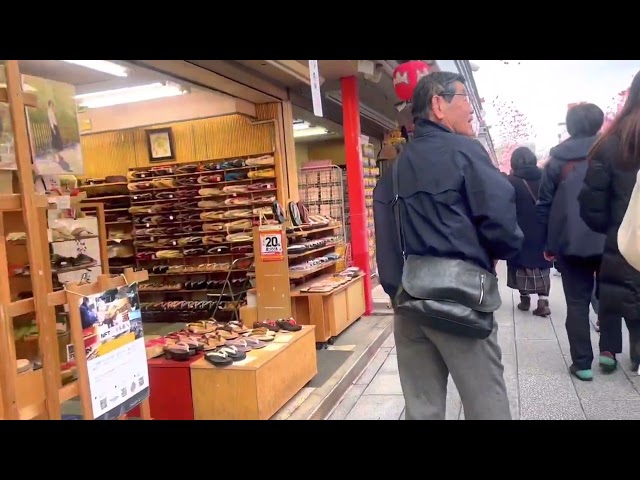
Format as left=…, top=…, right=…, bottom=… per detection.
left=341, top=76, right=373, bottom=314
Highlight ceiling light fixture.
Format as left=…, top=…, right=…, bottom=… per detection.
left=293, top=126, right=330, bottom=138
left=293, top=120, right=311, bottom=130
left=75, top=82, right=188, bottom=109
left=62, top=60, right=129, bottom=77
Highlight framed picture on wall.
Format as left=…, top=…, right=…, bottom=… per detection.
left=145, top=127, right=175, bottom=162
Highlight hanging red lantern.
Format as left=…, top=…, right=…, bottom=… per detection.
left=392, top=61, right=431, bottom=102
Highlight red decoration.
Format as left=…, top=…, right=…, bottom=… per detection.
left=392, top=61, right=430, bottom=102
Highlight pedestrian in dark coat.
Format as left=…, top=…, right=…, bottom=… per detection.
left=506, top=146, right=552, bottom=316
left=579, top=70, right=640, bottom=374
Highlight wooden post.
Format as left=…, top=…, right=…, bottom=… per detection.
left=5, top=60, right=61, bottom=419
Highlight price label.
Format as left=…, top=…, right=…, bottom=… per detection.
left=259, top=231, right=283, bottom=262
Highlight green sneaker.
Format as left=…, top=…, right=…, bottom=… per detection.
left=570, top=365, right=593, bottom=381
left=599, top=351, right=617, bottom=373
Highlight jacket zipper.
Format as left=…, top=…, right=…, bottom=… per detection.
left=479, top=274, right=485, bottom=304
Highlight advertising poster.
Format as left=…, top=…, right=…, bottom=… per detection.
left=23, top=74, right=84, bottom=175
left=77, top=282, right=148, bottom=420
left=0, top=65, right=16, bottom=170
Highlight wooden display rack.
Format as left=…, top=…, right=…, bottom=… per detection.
left=0, top=60, right=151, bottom=420
left=249, top=221, right=365, bottom=346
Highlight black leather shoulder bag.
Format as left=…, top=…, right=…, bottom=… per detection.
left=391, top=157, right=501, bottom=339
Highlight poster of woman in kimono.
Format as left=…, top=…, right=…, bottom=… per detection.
left=24, top=74, right=84, bottom=175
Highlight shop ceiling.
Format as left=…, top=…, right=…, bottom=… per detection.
left=15, top=60, right=423, bottom=140
left=17, top=60, right=169, bottom=95
left=184, top=60, right=416, bottom=140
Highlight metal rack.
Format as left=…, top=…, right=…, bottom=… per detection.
left=298, top=164, right=347, bottom=243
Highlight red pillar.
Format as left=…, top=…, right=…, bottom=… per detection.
left=341, top=76, right=373, bottom=314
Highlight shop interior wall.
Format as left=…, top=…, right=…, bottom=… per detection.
left=79, top=99, right=290, bottom=203
left=295, top=136, right=382, bottom=170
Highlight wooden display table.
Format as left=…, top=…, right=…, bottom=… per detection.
left=290, top=274, right=366, bottom=344
left=190, top=325, right=317, bottom=420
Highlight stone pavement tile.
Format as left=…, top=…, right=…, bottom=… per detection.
left=519, top=374, right=585, bottom=420
left=514, top=314, right=556, bottom=340
left=517, top=339, right=568, bottom=376
left=328, top=384, right=367, bottom=420
left=345, top=394, right=405, bottom=420
left=391, top=346, right=396, bottom=355
left=381, top=334, right=395, bottom=349
left=571, top=370, right=640, bottom=401
left=495, top=301, right=514, bottom=327
left=399, top=408, right=405, bottom=420
left=502, top=354, right=520, bottom=420
left=354, top=347, right=392, bottom=385
left=364, top=356, right=401, bottom=395
left=498, top=324, right=515, bottom=355
left=446, top=377, right=462, bottom=420
left=581, top=399, right=640, bottom=420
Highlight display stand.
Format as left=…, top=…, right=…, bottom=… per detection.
left=253, top=224, right=291, bottom=320
left=0, top=60, right=151, bottom=420
left=63, top=268, right=151, bottom=420
left=247, top=219, right=365, bottom=347
left=190, top=325, right=317, bottom=420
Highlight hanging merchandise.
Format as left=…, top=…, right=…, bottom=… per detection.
left=392, top=60, right=431, bottom=102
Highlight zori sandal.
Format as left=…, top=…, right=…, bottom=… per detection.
left=202, top=335, right=226, bottom=351
left=245, top=328, right=275, bottom=342
left=204, top=350, right=234, bottom=367
left=216, top=345, right=246, bottom=361
left=216, top=329, right=238, bottom=340
left=240, top=336, right=267, bottom=349
left=164, top=342, right=193, bottom=361
left=225, top=339, right=252, bottom=354
left=276, top=318, right=302, bottom=332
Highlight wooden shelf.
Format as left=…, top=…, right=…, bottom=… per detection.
left=0, top=194, right=22, bottom=212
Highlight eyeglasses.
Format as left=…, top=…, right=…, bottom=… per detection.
left=438, top=92, right=470, bottom=101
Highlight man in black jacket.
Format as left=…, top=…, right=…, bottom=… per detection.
left=536, top=103, right=607, bottom=382
left=373, top=72, right=523, bottom=420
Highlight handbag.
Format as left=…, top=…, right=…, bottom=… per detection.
left=618, top=169, right=640, bottom=272
left=391, top=157, right=502, bottom=339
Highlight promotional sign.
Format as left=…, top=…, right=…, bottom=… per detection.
left=259, top=229, right=284, bottom=262
left=78, top=282, right=148, bottom=420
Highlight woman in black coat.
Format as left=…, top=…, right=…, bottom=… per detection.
left=506, top=147, right=552, bottom=316
left=579, top=71, right=640, bottom=372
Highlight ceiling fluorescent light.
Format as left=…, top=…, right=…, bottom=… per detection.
left=293, top=120, right=311, bottom=130
left=63, top=60, right=129, bottom=77
left=293, top=126, right=330, bottom=138
left=75, top=82, right=188, bottom=109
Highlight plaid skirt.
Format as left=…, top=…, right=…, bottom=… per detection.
left=507, top=266, right=551, bottom=295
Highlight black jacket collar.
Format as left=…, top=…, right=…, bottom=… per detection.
left=413, top=119, right=452, bottom=138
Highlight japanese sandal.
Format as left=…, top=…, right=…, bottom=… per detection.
left=216, top=345, right=246, bottom=361
left=204, top=350, right=234, bottom=367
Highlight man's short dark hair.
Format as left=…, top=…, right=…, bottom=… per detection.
left=510, top=146, right=537, bottom=170
left=411, top=71, right=466, bottom=121
left=566, top=103, right=604, bottom=138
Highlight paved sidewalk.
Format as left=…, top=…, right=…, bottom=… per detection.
left=328, top=262, right=640, bottom=420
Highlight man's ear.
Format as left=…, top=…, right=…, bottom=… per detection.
left=431, top=96, right=444, bottom=121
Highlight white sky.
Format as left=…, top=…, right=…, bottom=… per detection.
left=471, top=60, right=640, bottom=155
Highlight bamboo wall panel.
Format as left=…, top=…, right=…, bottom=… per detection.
left=79, top=114, right=276, bottom=178
left=81, top=131, right=137, bottom=179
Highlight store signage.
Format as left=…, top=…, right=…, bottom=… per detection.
left=309, top=60, right=323, bottom=118
left=78, top=283, right=149, bottom=420
left=259, top=230, right=284, bottom=262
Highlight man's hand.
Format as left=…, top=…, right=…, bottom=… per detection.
left=544, top=251, right=556, bottom=262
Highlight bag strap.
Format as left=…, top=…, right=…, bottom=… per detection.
left=521, top=178, right=537, bottom=203
left=392, top=157, right=407, bottom=261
